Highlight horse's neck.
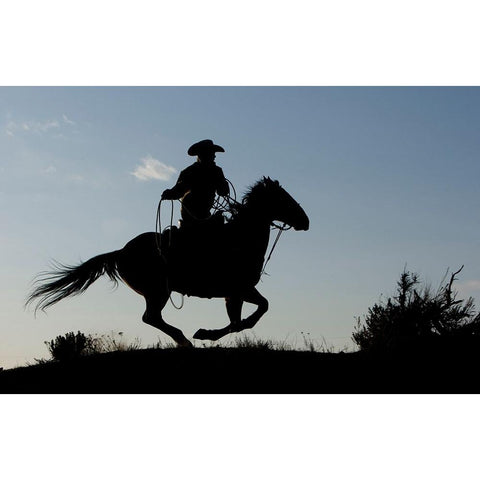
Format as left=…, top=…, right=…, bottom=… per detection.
left=230, top=208, right=271, bottom=255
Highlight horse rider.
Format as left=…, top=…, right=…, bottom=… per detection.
left=161, top=139, right=230, bottom=227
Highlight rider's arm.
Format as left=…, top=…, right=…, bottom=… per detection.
left=162, top=171, right=190, bottom=200
left=216, top=168, right=230, bottom=197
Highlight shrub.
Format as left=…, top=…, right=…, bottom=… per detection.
left=45, top=331, right=142, bottom=362
left=89, top=332, right=142, bottom=353
left=352, top=266, right=480, bottom=352
left=45, top=331, right=94, bottom=362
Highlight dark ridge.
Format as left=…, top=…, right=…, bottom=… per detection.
left=1, top=342, right=480, bottom=393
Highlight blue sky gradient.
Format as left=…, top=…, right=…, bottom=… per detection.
left=1, top=86, right=480, bottom=367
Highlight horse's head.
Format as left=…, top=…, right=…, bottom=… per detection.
left=246, top=177, right=309, bottom=231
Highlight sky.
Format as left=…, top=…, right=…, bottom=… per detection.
left=1, top=86, right=480, bottom=368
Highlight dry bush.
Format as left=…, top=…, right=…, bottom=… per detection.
left=353, top=266, right=480, bottom=352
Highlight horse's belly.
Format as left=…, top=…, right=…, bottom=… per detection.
left=166, top=246, right=263, bottom=298
left=170, top=264, right=259, bottom=298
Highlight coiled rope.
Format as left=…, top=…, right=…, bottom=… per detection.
left=155, top=199, right=184, bottom=309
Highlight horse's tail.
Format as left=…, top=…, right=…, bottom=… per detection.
left=26, top=250, right=122, bottom=313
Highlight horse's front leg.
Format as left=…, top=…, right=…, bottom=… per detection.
left=225, top=296, right=243, bottom=332
left=192, top=290, right=268, bottom=341
left=192, top=296, right=243, bottom=341
left=239, top=288, right=269, bottom=330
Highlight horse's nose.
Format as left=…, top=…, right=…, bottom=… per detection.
left=295, top=215, right=309, bottom=231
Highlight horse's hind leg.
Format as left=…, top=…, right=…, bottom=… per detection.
left=143, top=293, right=193, bottom=347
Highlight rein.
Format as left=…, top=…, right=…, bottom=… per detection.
left=261, top=222, right=291, bottom=277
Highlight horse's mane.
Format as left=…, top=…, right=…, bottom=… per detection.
left=226, top=176, right=281, bottom=220
left=244, top=176, right=280, bottom=204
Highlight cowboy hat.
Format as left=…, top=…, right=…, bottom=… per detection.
left=187, top=139, right=225, bottom=156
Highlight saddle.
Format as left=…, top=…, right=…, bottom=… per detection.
left=160, top=211, right=227, bottom=259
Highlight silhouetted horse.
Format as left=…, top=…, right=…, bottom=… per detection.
left=27, top=177, right=309, bottom=346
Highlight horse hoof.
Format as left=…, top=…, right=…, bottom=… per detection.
left=193, top=329, right=209, bottom=340
left=177, top=338, right=194, bottom=348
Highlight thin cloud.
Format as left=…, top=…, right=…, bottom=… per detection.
left=67, top=174, right=85, bottom=183
left=62, top=114, right=75, bottom=125
left=5, top=118, right=60, bottom=136
left=455, top=280, right=480, bottom=303
left=131, top=155, right=177, bottom=181
left=28, top=119, right=59, bottom=132
left=44, top=165, right=57, bottom=174
left=457, top=280, right=480, bottom=293
left=4, top=115, right=77, bottom=138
